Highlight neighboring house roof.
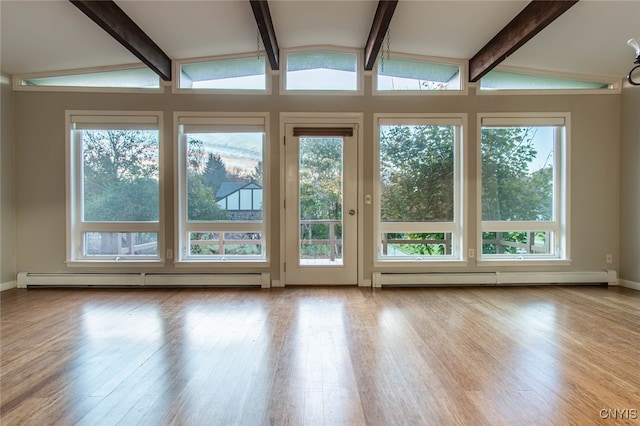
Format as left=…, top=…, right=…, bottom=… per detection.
left=215, top=180, right=261, bottom=201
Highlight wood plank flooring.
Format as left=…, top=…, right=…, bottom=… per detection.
left=1, top=285, right=639, bottom=425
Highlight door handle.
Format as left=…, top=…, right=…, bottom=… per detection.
left=348, top=209, right=356, bottom=215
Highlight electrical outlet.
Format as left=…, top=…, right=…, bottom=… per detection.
left=167, top=249, right=173, bottom=259
left=469, top=248, right=475, bottom=258
left=606, top=253, right=613, bottom=264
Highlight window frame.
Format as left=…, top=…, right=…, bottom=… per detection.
left=15, top=64, right=163, bottom=93
left=477, top=112, right=571, bottom=264
left=65, top=110, right=165, bottom=265
left=373, top=113, right=467, bottom=266
left=372, top=52, right=467, bottom=95
left=281, top=46, right=363, bottom=95
left=174, top=112, right=270, bottom=265
left=477, top=65, right=621, bottom=95
left=173, top=52, right=272, bottom=94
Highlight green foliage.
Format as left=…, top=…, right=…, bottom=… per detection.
left=380, top=125, right=454, bottom=222
left=299, top=138, right=342, bottom=221
left=187, top=176, right=228, bottom=221
left=82, top=130, right=159, bottom=221
left=250, top=161, right=263, bottom=184
left=379, top=124, right=555, bottom=257
left=201, top=153, right=227, bottom=194
left=379, top=125, right=554, bottom=227
left=295, top=138, right=344, bottom=257
left=189, top=232, right=261, bottom=256
left=187, top=138, right=205, bottom=172
left=82, top=131, right=228, bottom=223
left=83, top=130, right=158, bottom=183
left=482, top=231, right=550, bottom=255
left=185, top=139, right=229, bottom=221
left=405, top=233, right=446, bottom=255
left=482, top=231, right=527, bottom=255
left=481, top=128, right=553, bottom=221
left=384, top=232, right=447, bottom=256
left=84, top=178, right=158, bottom=222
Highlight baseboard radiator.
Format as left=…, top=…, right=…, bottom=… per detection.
left=372, top=270, right=617, bottom=288
left=17, top=272, right=271, bottom=289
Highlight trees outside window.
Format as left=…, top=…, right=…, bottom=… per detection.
left=82, top=129, right=159, bottom=222
left=375, top=115, right=464, bottom=261
left=479, top=114, right=568, bottom=260
left=297, top=137, right=344, bottom=259
left=176, top=114, right=268, bottom=262
left=66, top=112, right=163, bottom=262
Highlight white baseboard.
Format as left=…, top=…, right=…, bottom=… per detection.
left=17, top=272, right=270, bottom=288
left=619, top=279, right=640, bottom=291
left=372, top=270, right=613, bottom=288
left=1, top=280, right=16, bottom=291
left=359, top=278, right=371, bottom=288
left=271, top=279, right=284, bottom=288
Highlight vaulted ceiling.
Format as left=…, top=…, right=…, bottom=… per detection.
left=1, top=0, right=639, bottom=82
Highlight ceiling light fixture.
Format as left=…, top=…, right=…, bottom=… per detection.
left=627, top=37, right=640, bottom=85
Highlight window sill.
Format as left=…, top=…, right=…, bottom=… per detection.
left=174, top=260, right=269, bottom=268
left=374, top=259, right=468, bottom=269
left=280, top=89, right=363, bottom=96
left=477, top=258, right=572, bottom=267
left=65, top=260, right=165, bottom=267
left=172, top=88, right=271, bottom=95
left=373, top=89, right=468, bottom=96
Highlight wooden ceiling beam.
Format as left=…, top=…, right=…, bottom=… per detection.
left=468, top=0, right=579, bottom=82
left=250, top=0, right=280, bottom=71
left=364, top=0, right=398, bottom=71
left=69, top=0, right=172, bottom=81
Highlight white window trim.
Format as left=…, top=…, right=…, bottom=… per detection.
left=477, top=112, right=571, bottom=264
left=174, top=112, right=270, bottom=266
left=373, top=113, right=467, bottom=267
left=372, top=52, right=468, bottom=96
left=477, top=65, right=622, bottom=95
left=280, top=45, right=363, bottom=95
left=65, top=110, right=165, bottom=265
left=15, top=64, right=164, bottom=93
left=173, top=52, right=272, bottom=95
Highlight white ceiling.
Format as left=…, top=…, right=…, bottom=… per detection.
left=1, top=0, right=639, bottom=80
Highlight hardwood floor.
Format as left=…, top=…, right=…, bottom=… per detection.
left=1, top=285, right=639, bottom=425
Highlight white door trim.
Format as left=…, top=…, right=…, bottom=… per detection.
left=279, top=113, right=364, bottom=286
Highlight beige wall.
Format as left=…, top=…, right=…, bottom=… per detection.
left=1, top=74, right=15, bottom=286
left=621, top=85, right=640, bottom=285
left=12, top=77, right=622, bottom=282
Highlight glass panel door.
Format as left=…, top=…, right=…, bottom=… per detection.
left=284, top=124, right=357, bottom=285
left=299, top=136, right=344, bottom=266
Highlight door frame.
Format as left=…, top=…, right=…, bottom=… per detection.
left=279, top=113, right=364, bottom=287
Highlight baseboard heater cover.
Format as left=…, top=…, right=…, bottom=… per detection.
left=17, top=272, right=271, bottom=289
left=372, top=270, right=616, bottom=288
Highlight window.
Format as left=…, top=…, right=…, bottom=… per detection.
left=66, top=112, right=163, bottom=263
left=284, top=48, right=360, bottom=92
left=375, top=55, right=462, bottom=92
left=479, top=114, right=569, bottom=261
left=375, top=115, right=465, bottom=262
left=16, top=65, right=160, bottom=91
left=176, top=113, right=268, bottom=262
left=479, top=68, right=618, bottom=93
left=176, top=54, right=268, bottom=92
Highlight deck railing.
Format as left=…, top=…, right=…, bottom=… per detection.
left=91, top=229, right=552, bottom=258
left=381, top=234, right=452, bottom=256
left=483, top=231, right=551, bottom=254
